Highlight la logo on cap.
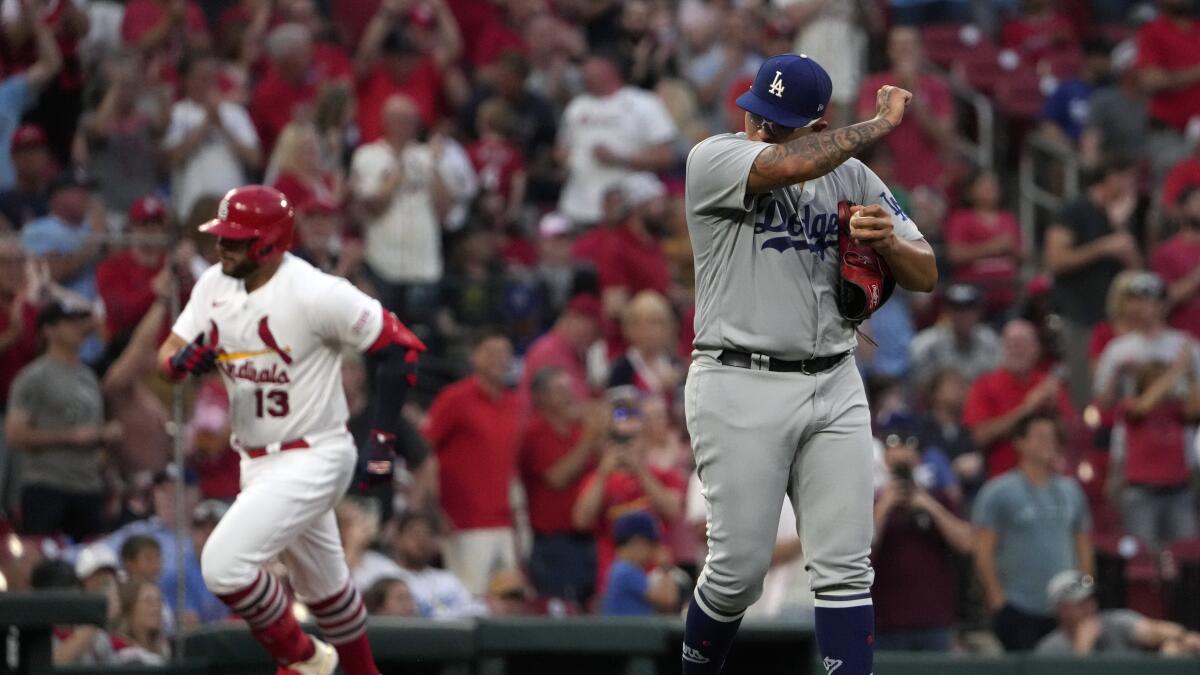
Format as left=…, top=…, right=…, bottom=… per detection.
left=768, top=71, right=785, bottom=98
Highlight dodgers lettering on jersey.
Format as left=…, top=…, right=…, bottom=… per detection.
left=172, top=254, right=383, bottom=448
left=685, top=132, right=923, bottom=361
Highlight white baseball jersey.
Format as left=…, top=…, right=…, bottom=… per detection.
left=172, top=254, right=383, bottom=448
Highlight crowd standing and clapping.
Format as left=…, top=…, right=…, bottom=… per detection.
left=0, top=0, right=1195, bottom=667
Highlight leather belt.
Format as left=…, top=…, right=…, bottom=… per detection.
left=239, top=438, right=310, bottom=459
left=718, top=350, right=850, bottom=375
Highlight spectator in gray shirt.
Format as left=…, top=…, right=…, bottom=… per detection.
left=973, top=411, right=1093, bottom=652
left=5, top=301, right=121, bottom=540
left=910, top=284, right=1000, bottom=388
left=1037, top=570, right=1200, bottom=656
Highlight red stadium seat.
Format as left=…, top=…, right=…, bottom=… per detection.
left=993, top=70, right=1045, bottom=120
left=952, top=47, right=1010, bottom=94
left=1038, top=47, right=1084, bottom=79
left=1125, top=549, right=1167, bottom=619
left=922, top=24, right=995, bottom=69
left=1167, top=538, right=1200, bottom=630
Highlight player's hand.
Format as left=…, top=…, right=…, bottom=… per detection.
left=848, top=204, right=895, bottom=252
left=168, top=333, right=219, bottom=379
left=873, top=85, right=912, bottom=129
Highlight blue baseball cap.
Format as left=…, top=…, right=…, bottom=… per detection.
left=736, top=53, right=832, bottom=129
left=613, top=511, right=660, bottom=545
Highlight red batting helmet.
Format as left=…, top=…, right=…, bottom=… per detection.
left=200, top=186, right=294, bottom=263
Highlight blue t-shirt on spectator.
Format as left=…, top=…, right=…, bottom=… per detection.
left=0, top=75, right=31, bottom=190
left=21, top=215, right=96, bottom=299
left=600, top=560, right=652, bottom=616
left=1041, top=79, right=1094, bottom=143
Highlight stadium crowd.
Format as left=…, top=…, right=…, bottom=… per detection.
left=0, top=0, right=1196, bottom=666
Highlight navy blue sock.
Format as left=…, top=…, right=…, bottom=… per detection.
left=682, top=591, right=743, bottom=675
left=813, top=590, right=874, bottom=675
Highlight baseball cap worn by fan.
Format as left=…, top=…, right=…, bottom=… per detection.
left=74, top=543, right=119, bottom=580
left=1046, top=570, right=1095, bottom=605
left=37, top=301, right=92, bottom=328
left=613, top=511, right=660, bottom=546
left=944, top=284, right=982, bottom=308
left=736, top=53, right=833, bottom=129
left=129, top=195, right=167, bottom=224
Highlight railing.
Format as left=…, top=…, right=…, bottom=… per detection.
left=956, top=84, right=996, bottom=171
left=936, top=64, right=995, bottom=171
left=1019, top=133, right=1081, bottom=269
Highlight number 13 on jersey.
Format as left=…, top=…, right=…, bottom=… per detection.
left=254, top=388, right=290, bottom=417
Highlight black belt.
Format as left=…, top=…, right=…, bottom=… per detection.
left=718, top=350, right=850, bottom=374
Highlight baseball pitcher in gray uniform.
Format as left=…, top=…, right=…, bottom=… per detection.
left=680, top=54, right=937, bottom=675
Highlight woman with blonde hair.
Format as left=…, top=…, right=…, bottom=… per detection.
left=110, top=580, right=170, bottom=665
left=1088, top=270, right=1143, bottom=369
left=608, top=291, right=682, bottom=400
left=267, top=121, right=343, bottom=208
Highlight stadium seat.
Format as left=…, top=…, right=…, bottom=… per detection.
left=1124, top=549, right=1167, bottom=620
left=993, top=71, right=1046, bottom=121
left=1037, top=48, right=1084, bottom=80
left=953, top=47, right=1010, bottom=94
left=921, top=24, right=995, bottom=69
left=1166, top=538, right=1200, bottom=630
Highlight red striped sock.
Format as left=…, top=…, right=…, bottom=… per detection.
left=217, top=571, right=314, bottom=665
left=308, top=582, right=378, bottom=675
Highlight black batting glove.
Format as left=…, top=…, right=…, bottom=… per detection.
left=166, top=333, right=218, bottom=381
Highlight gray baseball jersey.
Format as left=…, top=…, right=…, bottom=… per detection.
left=683, top=132, right=925, bottom=622
left=686, top=132, right=923, bottom=360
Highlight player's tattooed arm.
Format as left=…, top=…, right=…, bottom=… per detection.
left=747, top=118, right=896, bottom=192
left=746, top=84, right=912, bottom=193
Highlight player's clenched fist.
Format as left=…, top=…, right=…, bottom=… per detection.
left=165, top=332, right=218, bottom=381
left=848, top=204, right=896, bottom=252
left=873, top=85, right=913, bottom=128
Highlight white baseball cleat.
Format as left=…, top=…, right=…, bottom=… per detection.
left=281, top=637, right=338, bottom=675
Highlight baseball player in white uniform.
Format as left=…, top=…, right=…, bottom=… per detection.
left=680, top=55, right=936, bottom=675
left=158, top=186, right=425, bottom=675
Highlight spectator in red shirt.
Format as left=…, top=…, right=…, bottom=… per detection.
left=467, top=99, right=527, bottom=230
left=1000, top=0, right=1078, bottom=64
left=522, top=294, right=603, bottom=402
left=354, top=0, right=462, bottom=141
left=857, top=27, right=955, bottom=194
left=268, top=122, right=342, bottom=210
left=1135, top=0, right=1200, bottom=179
left=572, top=394, right=685, bottom=595
left=520, top=366, right=606, bottom=603
left=423, top=330, right=523, bottom=596
left=96, top=196, right=168, bottom=341
left=1152, top=186, right=1200, bottom=339
left=871, top=431, right=973, bottom=651
left=964, top=319, right=1075, bottom=477
left=1158, top=147, right=1200, bottom=220
left=121, top=0, right=210, bottom=57
left=945, top=170, right=1024, bottom=317
left=100, top=256, right=177, bottom=477
left=598, top=173, right=672, bottom=320
left=1111, top=352, right=1200, bottom=549
left=571, top=186, right=628, bottom=269
left=0, top=237, right=38, bottom=515
left=292, top=196, right=362, bottom=280
left=249, top=23, right=322, bottom=154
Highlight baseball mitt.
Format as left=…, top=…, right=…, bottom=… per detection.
left=836, top=200, right=895, bottom=325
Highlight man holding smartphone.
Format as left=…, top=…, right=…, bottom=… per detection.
left=571, top=396, right=686, bottom=597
